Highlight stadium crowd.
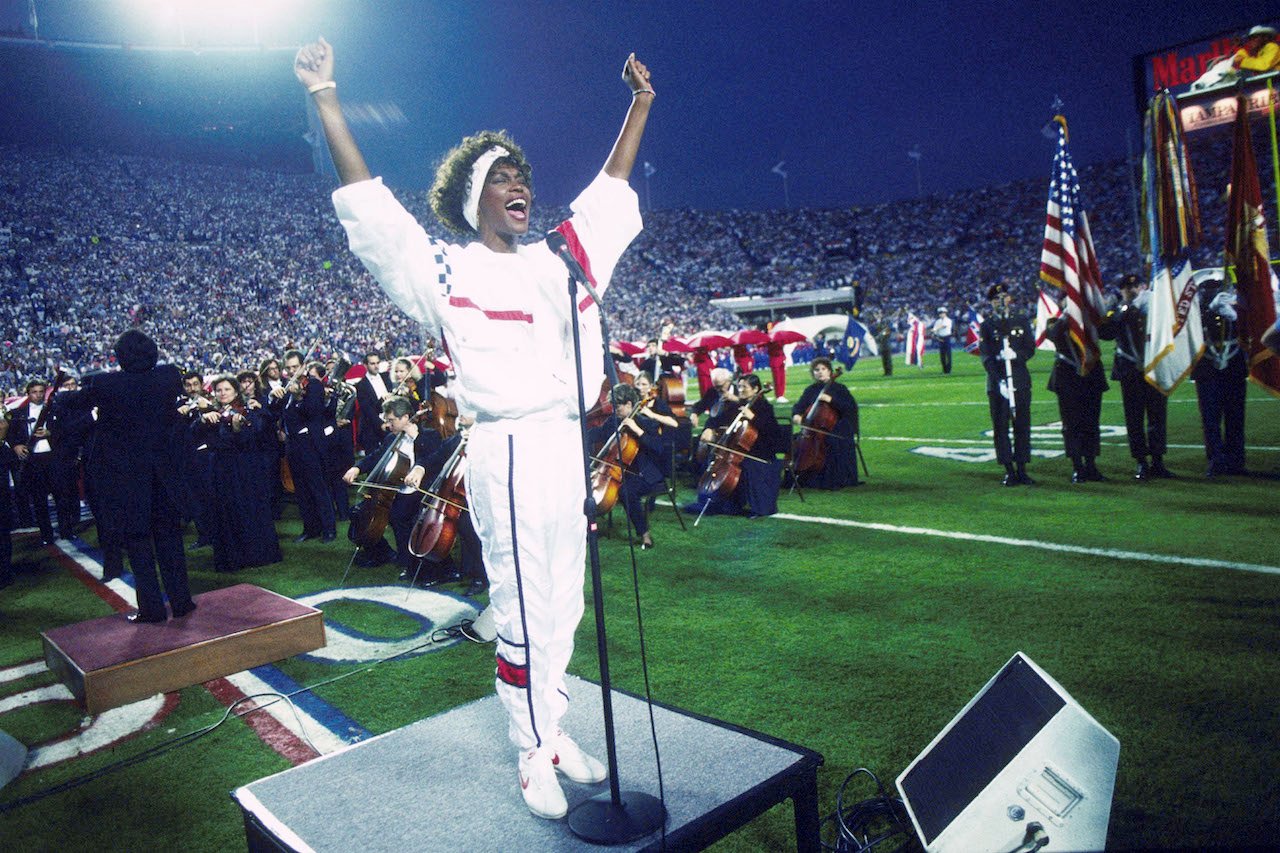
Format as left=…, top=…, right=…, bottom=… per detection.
left=0, top=119, right=1272, bottom=395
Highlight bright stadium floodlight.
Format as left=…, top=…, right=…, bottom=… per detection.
left=120, top=0, right=304, bottom=47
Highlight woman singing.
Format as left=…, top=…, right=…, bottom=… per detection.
left=296, top=37, right=653, bottom=820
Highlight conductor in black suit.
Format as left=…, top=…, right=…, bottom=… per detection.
left=68, top=330, right=196, bottom=623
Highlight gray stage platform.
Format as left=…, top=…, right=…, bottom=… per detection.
left=233, top=675, right=822, bottom=851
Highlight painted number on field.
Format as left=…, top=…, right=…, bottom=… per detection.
left=0, top=662, right=176, bottom=772
left=910, top=423, right=1127, bottom=462
left=294, top=586, right=479, bottom=665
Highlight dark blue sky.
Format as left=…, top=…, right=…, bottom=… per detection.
left=6, top=0, right=1276, bottom=210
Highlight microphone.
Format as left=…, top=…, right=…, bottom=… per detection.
left=545, top=231, right=604, bottom=308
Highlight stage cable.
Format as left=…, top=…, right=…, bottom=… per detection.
left=820, top=767, right=919, bottom=853
left=0, top=626, right=462, bottom=814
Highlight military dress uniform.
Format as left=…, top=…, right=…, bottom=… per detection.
left=1193, top=290, right=1247, bottom=477
left=1098, top=291, right=1171, bottom=478
left=1045, top=317, right=1109, bottom=482
left=979, top=310, right=1036, bottom=484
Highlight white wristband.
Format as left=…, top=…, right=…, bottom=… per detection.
left=308, top=80, right=337, bottom=94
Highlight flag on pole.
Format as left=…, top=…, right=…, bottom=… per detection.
left=1225, top=91, right=1280, bottom=397
left=1039, top=115, right=1106, bottom=376
left=962, top=307, right=983, bottom=355
left=1034, top=288, right=1062, bottom=351
left=834, top=315, right=878, bottom=369
left=1142, top=90, right=1203, bottom=395
left=905, top=313, right=926, bottom=367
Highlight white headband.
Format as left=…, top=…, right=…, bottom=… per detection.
left=462, top=145, right=510, bottom=232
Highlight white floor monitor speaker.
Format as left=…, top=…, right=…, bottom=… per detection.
left=896, top=652, right=1119, bottom=853
left=0, top=727, right=28, bottom=790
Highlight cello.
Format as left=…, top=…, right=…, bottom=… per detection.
left=695, top=383, right=773, bottom=504
left=348, top=432, right=413, bottom=551
left=589, top=398, right=653, bottom=516
left=408, top=431, right=470, bottom=560
left=792, top=366, right=844, bottom=475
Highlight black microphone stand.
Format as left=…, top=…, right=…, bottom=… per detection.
left=560, top=265, right=666, bottom=844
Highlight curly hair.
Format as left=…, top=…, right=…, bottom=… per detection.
left=429, top=130, right=532, bottom=235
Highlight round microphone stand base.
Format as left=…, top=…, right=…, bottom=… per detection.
left=568, top=790, right=666, bottom=845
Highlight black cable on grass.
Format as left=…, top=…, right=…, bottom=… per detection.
left=0, top=624, right=465, bottom=813
left=820, top=767, right=920, bottom=853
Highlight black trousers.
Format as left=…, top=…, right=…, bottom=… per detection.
left=1195, top=362, right=1247, bottom=472
left=126, top=510, right=193, bottom=619
left=1053, top=385, right=1104, bottom=460
left=1118, top=374, right=1167, bottom=460
left=938, top=339, right=953, bottom=374
left=18, top=452, right=55, bottom=539
left=988, top=382, right=1031, bottom=465
left=287, top=436, right=336, bottom=538
left=51, top=454, right=81, bottom=537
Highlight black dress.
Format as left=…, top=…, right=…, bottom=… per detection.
left=192, top=409, right=282, bottom=572
left=791, top=381, right=859, bottom=488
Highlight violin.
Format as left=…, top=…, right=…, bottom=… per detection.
left=590, top=398, right=654, bottom=515
left=792, top=366, right=844, bottom=476
left=408, top=431, right=469, bottom=559
left=348, top=432, right=414, bottom=551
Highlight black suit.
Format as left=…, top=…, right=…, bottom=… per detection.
left=7, top=399, right=55, bottom=540
left=354, top=371, right=392, bottom=454
left=66, top=365, right=194, bottom=620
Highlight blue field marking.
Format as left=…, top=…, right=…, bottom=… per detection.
left=246, top=662, right=374, bottom=744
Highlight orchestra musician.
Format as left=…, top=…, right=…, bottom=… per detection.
left=686, top=374, right=784, bottom=518
left=343, top=395, right=442, bottom=580
left=354, top=350, right=392, bottom=454
left=300, top=35, right=652, bottom=819
left=0, top=412, right=15, bottom=588
left=403, top=420, right=483, bottom=592
left=790, top=357, right=860, bottom=489
left=7, top=378, right=56, bottom=544
left=588, top=383, right=669, bottom=550
left=177, top=371, right=215, bottom=548
left=192, top=376, right=282, bottom=571
left=272, top=351, right=336, bottom=542
left=47, top=374, right=92, bottom=540
left=239, top=369, right=284, bottom=517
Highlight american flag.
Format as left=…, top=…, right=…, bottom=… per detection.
left=1039, top=117, right=1105, bottom=376
left=905, top=312, right=926, bottom=367
left=962, top=306, right=983, bottom=355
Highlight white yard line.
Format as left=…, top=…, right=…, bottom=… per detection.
left=772, top=513, right=1280, bottom=576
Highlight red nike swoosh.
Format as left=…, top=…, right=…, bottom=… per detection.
left=520, top=773, right=530, bottom=790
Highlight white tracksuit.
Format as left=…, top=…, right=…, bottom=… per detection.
left=333, top=171, right=641, bottom=749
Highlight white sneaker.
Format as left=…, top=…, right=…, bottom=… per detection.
left=518, top=747, right=567, bottom=819
left=551, top=728, right=608, bottom=784
left=776, top=395, right=789, bottom=404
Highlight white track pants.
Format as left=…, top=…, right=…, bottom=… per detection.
left=466, top=417, right=587, bottom=750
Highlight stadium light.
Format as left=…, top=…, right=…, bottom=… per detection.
left=121, top=0, right=304, bottom=47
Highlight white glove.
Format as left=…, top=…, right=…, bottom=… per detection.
left=1209, top=290, right=1237, bottom=321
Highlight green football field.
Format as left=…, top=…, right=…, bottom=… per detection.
left=2, top=348, right=1278, bottom=851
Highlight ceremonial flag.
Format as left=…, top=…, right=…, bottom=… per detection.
left=834, top=315, right=878, bottom=369
left=1039, top=116, right=1106, bottom=376
left=1225, top=92, right=1280, bottom=397
left=962, top=307, right=983, bottom=356
left=905, top=313, right=926, bottom=367
left=1034, top=288, right=1062, bottom=352
left=1142, top=90, right=1203, bottom=395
